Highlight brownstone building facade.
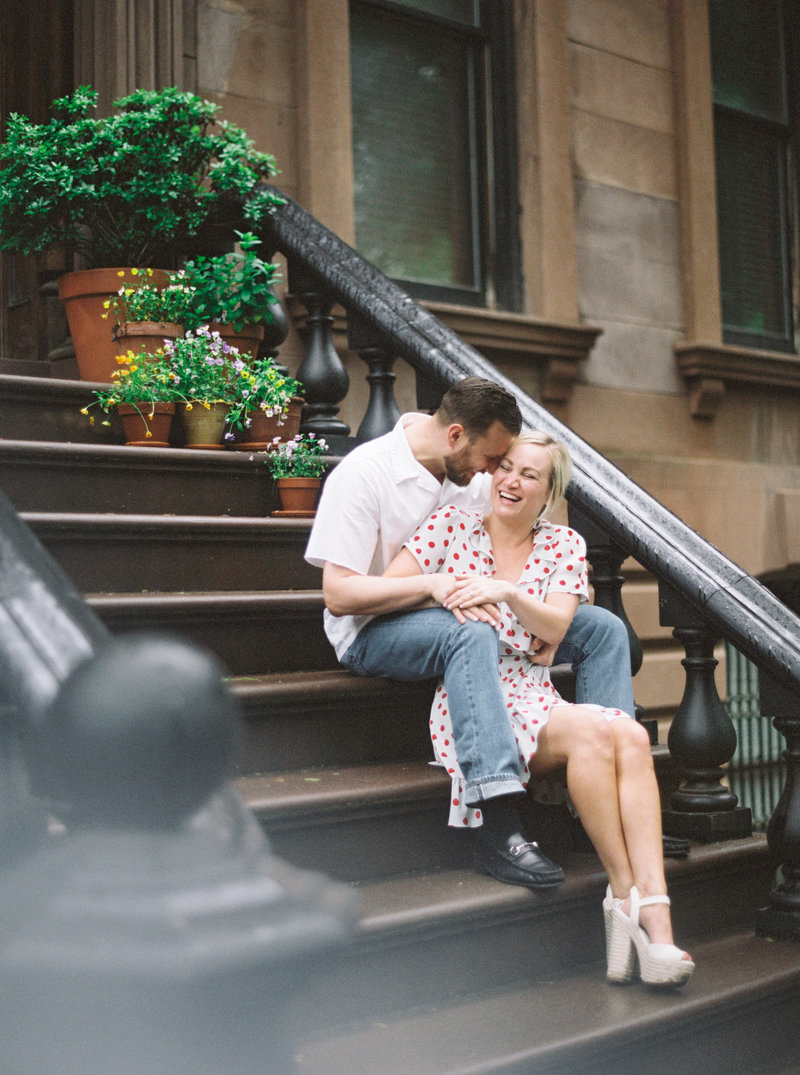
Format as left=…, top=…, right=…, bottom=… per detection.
left=2, top=0, right=799, bottom=720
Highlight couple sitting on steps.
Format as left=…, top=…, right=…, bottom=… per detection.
left=305, top=376, right=694, bottom=988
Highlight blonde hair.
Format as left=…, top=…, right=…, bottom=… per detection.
left=510, top=430, right=572, bottom=521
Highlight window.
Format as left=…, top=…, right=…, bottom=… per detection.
left=710, top=0, right=799, bottom=352
left=349, top=0, right=521, bottom=309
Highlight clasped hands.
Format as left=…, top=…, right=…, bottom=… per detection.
left=430, top=574, right=556, bottom=666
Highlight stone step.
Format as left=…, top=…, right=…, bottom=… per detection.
left=23, top=512, right=318, bottom=592
left=0, top=374, right=117, bottom=444
left=240, top=761, right=467, bottom=881
left=0, top=440, right=278, bottom=516
left=293, top=921, right=800, bottom=1075
left=237, top=751, right=679, bottom=884
left=87, top=591, right=338, bottom=674
left=281, top=836, right=774, bottom=1042
left=231, top=670, right=435, bottom=773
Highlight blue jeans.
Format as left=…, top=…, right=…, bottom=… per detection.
left=341, top=608, right=525, bottom=806
left=555, top=603, right=635, bottom=716
left=341, top=603, right=634, bottom=806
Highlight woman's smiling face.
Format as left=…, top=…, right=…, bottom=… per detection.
left=491, top=441, right=554, bottom=526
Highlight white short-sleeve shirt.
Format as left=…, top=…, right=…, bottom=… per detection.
left=305, top=414, right=491, bottom=658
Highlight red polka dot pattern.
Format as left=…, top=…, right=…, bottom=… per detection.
left=406, top=508, right=621, bottom=829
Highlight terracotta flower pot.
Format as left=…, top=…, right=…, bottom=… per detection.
left=117, top=402, right=176, bottom=447
left=273, top=476, right=321, bottom=516
left=57, top=268, right=170, bottom=382
left=207, top=322, right=265, bottom=362
left=179, top=401, right=230, bottom=450
left=114, top=321, right=184, bottom=358
left=234, top=396, right=304, bottom=450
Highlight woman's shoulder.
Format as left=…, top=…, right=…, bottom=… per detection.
left=426, top=503, right=482, bottom=527
left=535, top=520, right=587, bottom=550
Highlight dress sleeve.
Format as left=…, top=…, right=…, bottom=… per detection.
left=404, top=505, right=474, bottom=574
left=547, top=526, right=590, bottom=600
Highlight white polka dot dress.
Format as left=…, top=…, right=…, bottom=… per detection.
left=406, top=506, right=627, bottom=828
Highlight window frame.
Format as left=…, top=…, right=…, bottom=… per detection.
left=348, top=0, right=522, bottom=311
left=710, top=0, right=799, bottom=354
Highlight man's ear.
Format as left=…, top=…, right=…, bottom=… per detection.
left=446, top=423, right=465, bottom=451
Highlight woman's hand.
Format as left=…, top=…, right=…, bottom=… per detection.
left=441, top=575, right=508, bottom=627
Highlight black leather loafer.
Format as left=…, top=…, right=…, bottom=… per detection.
left=474, top=834, right=565, bottom=889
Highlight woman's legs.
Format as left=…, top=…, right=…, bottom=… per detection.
left=531, top=706, right=681, bottom=948
left=608, top=717, right=675, bottom=946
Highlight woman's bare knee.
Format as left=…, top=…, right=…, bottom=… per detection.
left=613, top=717, right=652, bottom=760
left=553, top=706, right=614, bottom=758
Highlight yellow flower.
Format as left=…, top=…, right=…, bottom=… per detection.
left=88, top=416, right=95, bottom=426
left=117, top=270, right=125, bottom=278
left=185, top=403, right=193, bottom=411
left=145, top=430, right=153, bottom=439
left=202, top=401, right=211, bottom=409
left=80, top=407, right=89, bottom=415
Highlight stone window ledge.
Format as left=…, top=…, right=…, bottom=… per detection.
left=424, top=302, right=600, bottom=404
left=676, top=341, right=800, bottom=418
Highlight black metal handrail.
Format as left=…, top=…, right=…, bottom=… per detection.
left=261, top=187, right=800, bottom=698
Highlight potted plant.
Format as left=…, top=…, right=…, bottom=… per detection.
left=80, top=347, right=183, bottom=446
left=266, top=433, right=329, bottom=515
left=103, top=269, right=195, bottom=355
left=0, top=85, right=283, bottom=379
left=181, top=231, right=281, bottom=358
left=160, top=326, right=242, bottom=449
left=226, top=357, right=303, bottom=450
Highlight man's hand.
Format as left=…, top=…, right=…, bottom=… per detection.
left=528, top=638, right=558, bottom=666
left=441, top=576, right=503, bottom=628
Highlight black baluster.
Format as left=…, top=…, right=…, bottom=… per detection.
left=568, top=506, right=649, bottom=733
left=347, top=314, right=400, bottom=443
left=659, top=582, right=752, bottom=841
left=289, top=266, right=350, bottom=442
left=756, top=670, right=800, bottom=939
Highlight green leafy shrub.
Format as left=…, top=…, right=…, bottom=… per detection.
left=0, top=86, right=283, bottom=267
left=182, top=231, right=280, bottom=331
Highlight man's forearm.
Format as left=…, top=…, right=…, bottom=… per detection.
left=323, top=568, right=434, bottom=618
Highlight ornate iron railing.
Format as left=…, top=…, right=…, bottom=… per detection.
left=260, top=187, right=800, bottom=938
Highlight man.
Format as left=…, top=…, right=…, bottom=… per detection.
left=306, top=377, right=635, bottom=889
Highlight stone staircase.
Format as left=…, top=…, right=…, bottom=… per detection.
left=2, top=371, right=800, bottom=1074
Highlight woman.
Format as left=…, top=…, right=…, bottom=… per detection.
left=385, top=431, right=694, bottom=988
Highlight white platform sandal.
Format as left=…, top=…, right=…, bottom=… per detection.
left=606, top=885, right=695, bottom=986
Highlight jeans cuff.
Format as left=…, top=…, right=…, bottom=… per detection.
left=463, top=776, right=526, bottom=807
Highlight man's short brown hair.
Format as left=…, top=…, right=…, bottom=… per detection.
left=435, top=376, right=522, bottom=439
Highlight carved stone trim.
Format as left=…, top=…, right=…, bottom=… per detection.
left=423, top=302, right=599, bottom=404
left=676, top=341, right=800, bottom=418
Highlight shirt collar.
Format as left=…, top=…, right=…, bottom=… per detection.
left=391, top=413, right=441, bottom=489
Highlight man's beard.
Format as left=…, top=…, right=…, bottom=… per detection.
left=443, top=444, right=474, bottom=486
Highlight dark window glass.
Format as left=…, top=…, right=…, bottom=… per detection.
left=710, top=0, right=796, bottom=351
left=351, top=7, right=481, bottom=295
left=710, top=0, right=786, bottom=120
left=384, top=0, right=479, bottom=27
left=350, top=0, right=521, bottom=309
